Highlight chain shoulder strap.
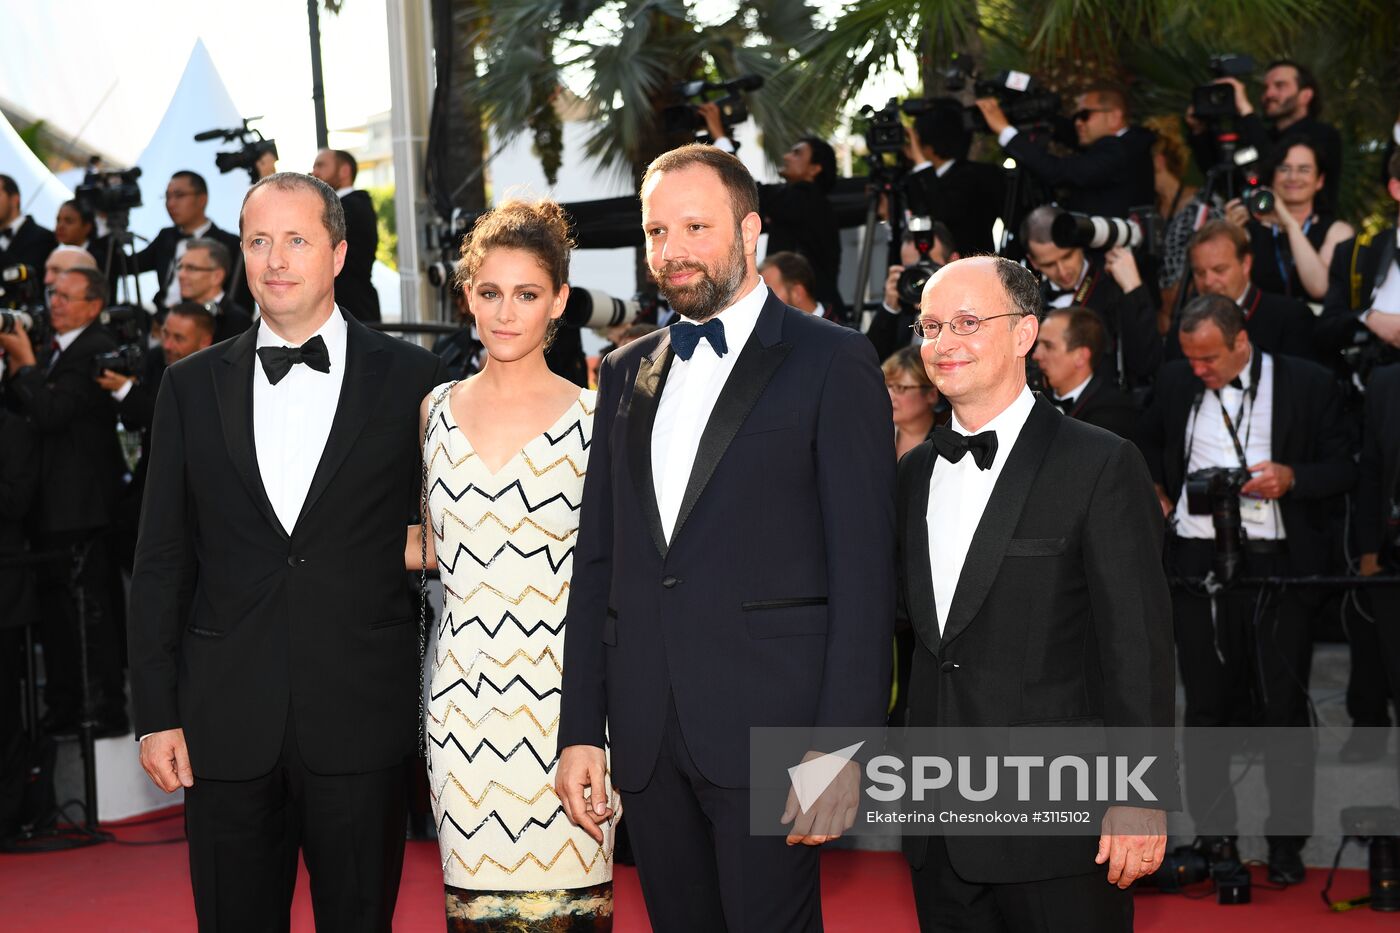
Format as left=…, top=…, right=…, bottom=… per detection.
left=418, top=380, right=457, bottom=754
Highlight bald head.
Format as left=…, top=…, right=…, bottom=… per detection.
left=45, top=245, right=98, bottom=287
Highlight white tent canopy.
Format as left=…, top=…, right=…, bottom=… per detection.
left=0, top=110, right=72, bottom=234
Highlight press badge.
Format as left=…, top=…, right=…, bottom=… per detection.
left=1239, top=496, right=1269, bottom=529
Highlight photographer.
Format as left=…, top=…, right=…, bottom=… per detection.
left=1188, top=60, right=1343, bottom=210
left=699, top=103, right=844, bottom=318
left=1020, top=205, right=1161, bottom=386
left=131, top=171, right=245, bottom=313
left=978, top=80, right=1155, bottom=218
left=0, top=267, right=129, bottom=737
left=174, top=238, right=253, bottom=341
left=1032, top=306, right=1137, bottom=438
left=1174, top=219, right=1313, bottom=359
left=758, top=251, right=836, bottom=320
left=900, top=101, right=1004, bottom=256
left=865, top=222, right=959, bottom=362
left=0, top=174, right=58, bottom=270
left=1137, top=294, right=1355, bottom=886
left=310, top=149, right=381, bottom=323
left=1225, top=138, right=1352, bottom=302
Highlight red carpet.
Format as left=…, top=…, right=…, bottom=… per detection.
left=0, top=809, right=1393, bottom=931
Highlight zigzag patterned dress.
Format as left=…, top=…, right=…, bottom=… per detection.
left=424, top=385, right=613, bottom=921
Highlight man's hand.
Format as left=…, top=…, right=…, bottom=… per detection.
left=902, top=124, right=923, bottom=165
left=1242, top=460, right=1295, bottom=499
left=555, top=744, right=614, bottom=844
left=1154, top=483, right=1174, bottom=518
left=1360, top=552, right=1383, bottom=577
left=96, top=369, right=134, bottom=393
left=1097, top=806, right=1167, bottom=888
left=1103, top=246, right=1142, bottom=293
left=696, top=101, right=727, bottom=143
left=0, top=329, right=36, bottom=369
left=1365, top=310, right=1400, bottom=349
left=1223, top=197, right=1250, bottom=229
left=884, top=265, right=905, bottom=310
left=140, top=728, right=194, bottom=793
left=1213, top=77, right=1254, bottom=117
left=781, top=752, right=861, bottom=846
left=975, top=98, right=1011, bottom=136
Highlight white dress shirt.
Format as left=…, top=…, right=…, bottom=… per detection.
left=162, top=219, right=214, bottom=308
left=1053, top=373, right=1094, bottom=406
left=652, top=280, right=767, bottom=542
left=1173, top=350, right=1282, bottom=540
left=0, top=214, right=26, bottom=250
left=1369, top=227, right=1400, bottom=315
left=253, top=309, right=348, bottom=533
left=925, top=385, right=1036, bottom=630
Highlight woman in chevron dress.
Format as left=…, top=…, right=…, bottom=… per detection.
left=414, top=199, right=613, bottom=930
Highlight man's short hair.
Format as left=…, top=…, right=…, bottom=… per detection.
left=59, top=266, right=108, bottom=305
left=0, top=174, right=19, bottom=198
left=798, top=137, right=838, bottom=194
left=239, top=172, right=346, bottom=246
left=759, top=251, right=818, bottom=299
left=912, top=101, right=972, bottom=162
left=1180, top=293, right=1247, bottom=345
left=1046, top=305, right=1106, bottom=360
left=991, top=256, right=1042, bottom=320
left=171, top=170, right=209, bottom=196
left=186, top=237, right=232, bottom=277
left=1080, top=80, right=1130, bottom=119
left=332, top=149, right=359, bottom=183
left=167, top=300, right=218, bottom=340
left=1019, top=205, right=1063, bottom=246
left=1188, top=219, right=1249, bottom=261
left=642, top=144, right=759, bottom=227
left=1265, top=59, right=1321, bottom=117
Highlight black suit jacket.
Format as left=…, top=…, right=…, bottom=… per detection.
left=902, top=159, right=1005, bottom=256
left=1064, top=374, right=1137, bottom=438
left=760, top=182, right=844, bottom=318
left=864, top=302, right=917, bottom=364
left=133, top=222, right=248, bottom=312
left=335, top=190, right=381, bottom=323
left=115, top=350, right=167, bottom=494
left=1004, top=126, right=1156, bottom=218
left=558, top=292, right=896, bottom=790
left=897, top=397, right=1175, bottom=882
left=1165, top=284, right=1314, bottom=363
left=6, top=325, right=125, bottom=535
left=1359, top=363, right=1400, bottom=561
left=0, top=216, right=58, bottom=272
left=1316, top=224, right=1397, bottom=362
left=211, top=298, right=254, bottom=343
left=1137, top=353, right=1355, bottom=575
left=1047, top=262, right=1162, bottom=387
left=0, top=409, right=39, bottom=628
left=128, top=310, right=447, bottom=779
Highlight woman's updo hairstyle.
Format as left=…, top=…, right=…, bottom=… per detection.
left=456, top=198, right=575, bottom=291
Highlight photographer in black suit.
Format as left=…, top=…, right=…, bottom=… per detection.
left=0, top=267, right=129, bottom=737
left=866, top=223, right=960, bottom=363
left=978, top=80, right=1155, bottom=218
left=1032, top=306, right=1137, bottom=438
left=0, top=174, right=59, bottom=271
left=311, top=148, right=381, bottom=323
left=1138, top=294, right=1355, bottom=885
left=132, top=171, right=246, bottom=313
left=901, top=101, right=1005, bottom=256
left=175, top=238, right=253, bottom=341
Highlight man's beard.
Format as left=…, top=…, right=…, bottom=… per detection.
left=1267, top=93, right=1300, bottom=120
left=654, top=234, right=747, bottom=322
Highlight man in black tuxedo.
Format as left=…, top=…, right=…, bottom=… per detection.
left=901, top=102, right=1005, bottom=257
left=132, top=171, right=246, bottom=314
left=0, top=267, right=128, bottom=736
left=1021, top=205, right=1161, bottom=387
left=1170, top=219, right=1314, bottom=361
left=1138, top=294, right=1355, bottom=885
left=176, top=238, right=254, bottom=341
left=1032, top=306, right=1137, bottom=438
left=978, top=81, right=1155, bottom=218
left=0, top=174, right=59, bottom=271
left=128, top=173, right=446, bottom=931
left=556, top=144, right=895, bottom=932
left=0, top=408, right=40, bottom=757
left=311, top=149, right=380, bottom=323
left=898, top=256, right=1173, bottom=932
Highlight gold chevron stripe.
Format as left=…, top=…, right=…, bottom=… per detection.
left=431, top=776, right=561, bottom=808
left=426, top=702, right=560, bottom=737
left=437, top=508, right=579, bottom=543
left=444, top=579, right=570, bottom=607
left=447, top=838, right=610, bottom=877
left=432, top=646, right=564, bottom=678
left=518, top=449, right=587, bottom=479
left=426, top=440, right=477, bottom=472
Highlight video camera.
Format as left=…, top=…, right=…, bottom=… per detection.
left=1186, top=466, right=1251, bottom=584
left=663, top=75, right=764, bottom=138
left=74, top=167, right=143, bottom=216
left=942, top=57, right=1061, bottom=134
left=858, top=97, right=938, bottom=157
left=195, top=119, right=278, bottom=183
left=1192, top=54, right=1256, bottom=122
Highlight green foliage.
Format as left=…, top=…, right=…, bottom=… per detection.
left=16, top=119, right=51, bottom=165
left=367, top=185, right=397, bottom=270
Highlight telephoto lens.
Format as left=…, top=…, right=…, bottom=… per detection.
left=1241, top=185, right=1275, bottom=218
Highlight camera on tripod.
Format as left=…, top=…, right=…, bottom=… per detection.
left=663, top=75, right=764, bottom=137
left=74, top=168, right=143, bottom=216
left=1186, top=466, right=1251, bottom=584
left=195, top=118, right=279, bottom=183
left=857, top=97, right=938, bottom=157
left=942, top=57, right=1061, bottom=134
left=1192, top=54, right=1256, bottom=121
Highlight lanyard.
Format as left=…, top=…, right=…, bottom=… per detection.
left=1183, top=349, right=1264, bottom=472
left=1271, top=216, right=1313, bottom=298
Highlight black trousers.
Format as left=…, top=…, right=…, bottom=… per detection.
left=1345, top=598, right=1393, bottom=726
left=183, top=709, right=407, bottom=933
left=32, top=530, right=125, bottom=719
left=909, top=836, right=1131, bottom=933
left=619, top=698, right=821, bottom=933
left=1368, top=582, right=1400, bottom=721
left=1169, top=537, right=1315, bottom=842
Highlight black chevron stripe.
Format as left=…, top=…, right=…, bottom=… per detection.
left=438, top=539, right=576, bottom=576
left=429, top=476, right=581, bottom=513
left=437, top=805, right=569, bottom=844
left=542, top=418, right=592, bottom=451
left=431, top=672, right=561, bottom=703
left=428, top=733, right=560, bottom=771
left=440, top=610, right=566, bottom=639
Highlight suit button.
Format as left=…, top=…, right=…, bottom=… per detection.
left=287, top=555, right=305, bottom=567
left=940, top=660, right=957, bottom=673
left=661, top=575, right=679, bottom=589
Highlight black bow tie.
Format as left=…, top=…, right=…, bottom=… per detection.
left=931, top=423, right=998, bottom=470
left=669, top=318, right=727, bottom=361
left=257, top=335, right=331, bottom=385
left=1227, top=375, right=1244, bottom=390
left=1050, top=395, right=1076, bottom=415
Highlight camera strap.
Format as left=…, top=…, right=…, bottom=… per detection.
left=1271, top=216, right=1312, bottom=298
left=1185, top=347, right=1264, bottom=473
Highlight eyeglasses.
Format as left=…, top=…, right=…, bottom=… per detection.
left=177, top=262, right=217, bottom=273
left=911, top=312, right=1026, bottom=339
left=885, top=383, right=928, bottom=396
left=1072, top=107, right=1113, bottom=123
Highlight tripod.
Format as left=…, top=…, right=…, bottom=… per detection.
left=101, top=209, right=146, bottom=310
left=850, top=156, right=907, bottom=318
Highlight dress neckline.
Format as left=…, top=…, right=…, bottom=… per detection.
left=444, top=387, right=592, bottom=478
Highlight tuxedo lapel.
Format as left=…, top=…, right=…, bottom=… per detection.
left=295, top=311, right=389, bottom=528
left=940, top=399, right=1060, bottom=648
left=627, top=331, right=674, bottom=558
left=670, top=295, right=792, bottom=546
left=213, top=324, right=287, bottom=539
left=905, top=445, right=940, bottom=647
